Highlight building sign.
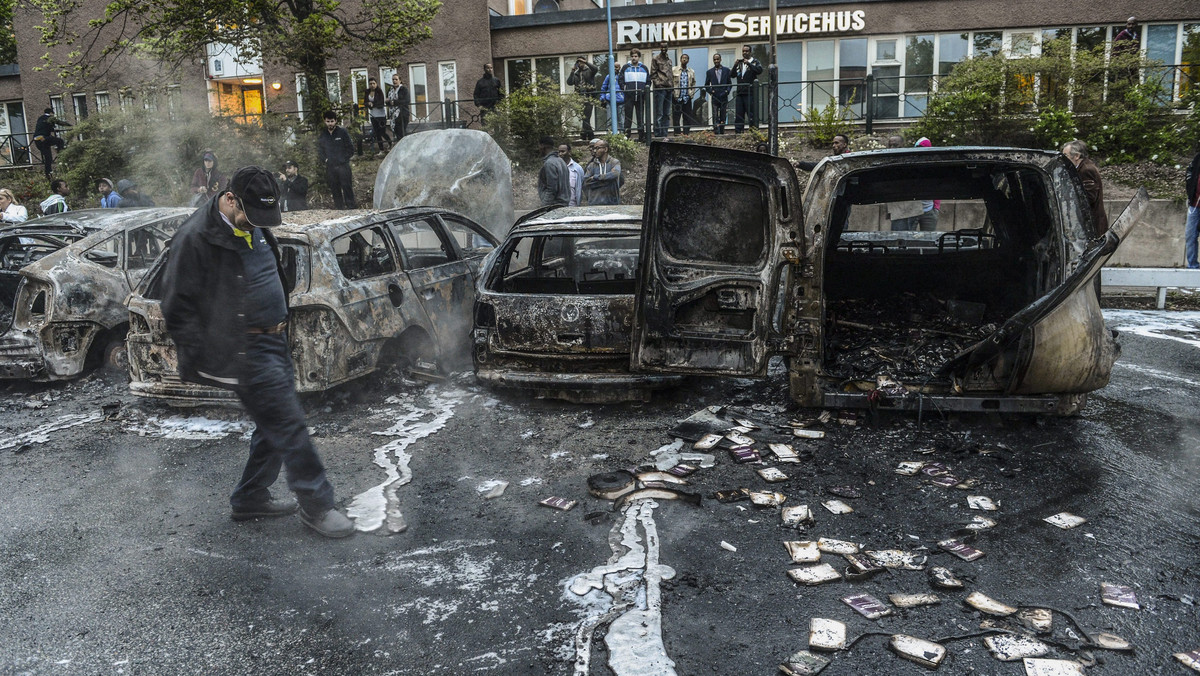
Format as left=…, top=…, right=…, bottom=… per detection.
left=616, top=10, right=866, bottom=45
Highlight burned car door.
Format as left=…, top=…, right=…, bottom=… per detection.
left=943, top=186, right=1149, bottom=395
left=123, top=216, right=184, bottom=288
left=387, top=216, right=477, bottom=357
left=631, top=143, right=804, bottom=376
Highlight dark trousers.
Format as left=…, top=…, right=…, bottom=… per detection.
left=581, top=99, right=595, bottom=140
left=735, top=90, right=756, bottom=132
left=672, top=98, right=693, bottom=135
left=480, top=104, right=496, bottom=127
left=393, top=115, right=408, bottom=141
left=35, top=138, right=65, bottom=177
left=325, top=162, right=357, bottom=209
left=370, top=116, right=391, bottom=152
left=623, top=91, right=646, bottom=141
left=711, top=99, right=729, bottom=134
left=232, top=333, right=335, bottom=513
left=653, top=89, right=672, bottom=138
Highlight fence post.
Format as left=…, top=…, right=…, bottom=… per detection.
left=864, top=73, right=874, bottom=136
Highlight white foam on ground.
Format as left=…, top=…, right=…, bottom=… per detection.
left=347, top=388, right=461, bottom=532
left=0, top=411, right=103, bottom=450
left=565, top=500, right=677, bottom=676
left=1104, top=310, right=1200, bottom=349
left=1114, top=362, right=1200, bottom=389
left=124, top=415, right=251, bottom=440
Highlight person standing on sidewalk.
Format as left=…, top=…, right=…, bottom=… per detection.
left=364, top=78, right=392, bottom=155
left=1061, top=140, right=1108, bottom=235
left=162, top=166, right=354, bottom=538
left=318, top=111, right=357, bottom=209
left=1185, top=149, right=1200, bottom=269
left=473, top=64, right=503, bottom=127
left=650, top=43, right=673, bottom=139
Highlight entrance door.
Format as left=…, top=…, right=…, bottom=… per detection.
left=631, top=143, right=804, bottom=377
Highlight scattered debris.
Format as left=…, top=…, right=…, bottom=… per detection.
left=758, top=467, right=789, bottom=483
left=793, top=429, right=826, bottom=439
left=921, top=462, right=953, bottom=477
left=928, top=566, right=965, bottom=589
left=749, top=491, right=787, bottom=507
left=984, top=634, right=1051, bottom=661
left=779, top=650, right=830, bottom=675
left=826, top=485, right=862, bottom=499
left=866, top=550, right=927, bottom=570
left=1100, top=582, right=1140, bottom=609
left=966, top=515, right=998, bottom=531
left=1016, top=608, right=1052, bottom=633
left=788, top=563, right=843, bottom=586
left=613, top=486, right=702, bottom=510
left=890, top=634, right=947, bottom=668
left=478, top=480, right=508, bottom=499
left=693, top=433, right=723, bottom=450
left=781, top=505, right=814, bottom=527
left=967, top=495, right=999, bottom=511
left=734, top=419, right=760, bottom=430
left=1021, top=657, right=1086, bottom=675
left=818, top=538, right=861, bottom=554
left=731, top=448, right=762, bottom=463
left=785, top=541, right=821, bottom=563
left=1174, top=650, right=1200, bottom=672
left=769, top=443, right=800, bottom=463
left=1092, top=633, right=1133, bottom=651
left=720, top=541, right=737, bottom=552
left=954, top=478, right=981, bottom=489
left=1043, top=513, right=1087, bottom=529
left=726, top=431, right=755, bottom=446
left=714, top=488, right=750, bottom=503
left=666, top=464, right=698, bottom=478
left=822, top=500, right=853, bottom=515
left=965, top=591, right=1018, bottom=616
left=939, top=538, right=985, bottom=561
left=808, top=618, right=847, bottom=651
left=843, top=553, right=884, bottom=576
left=843, top=593, right=893, bottom=619
left=888, top=593, right=940, bottom=608
left=540, top=496, right=577, bottom=511
left=730, top=425, right=755, bottom=434
left=588, top=471, right=637, bottom=500
left=896, top=461, right=926, bottom=475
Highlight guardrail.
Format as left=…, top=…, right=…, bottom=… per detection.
left=1101, top=267, right=1200, bottom=309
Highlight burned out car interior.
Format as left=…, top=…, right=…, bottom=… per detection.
left=487, top=233, right=641, bottom=296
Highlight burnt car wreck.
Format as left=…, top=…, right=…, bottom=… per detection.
left=631, top=143, right=1147, bottom=414
left=0, top=209, right=188, bottom=381
left=473, top=206, right=684, bottom=402
left=126, top=207, right=497, bottom=403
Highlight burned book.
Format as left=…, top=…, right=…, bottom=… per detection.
left=808, top=618, right=847, bottom=651
left=788, top=563, right=843, bottom=586
left=714, top=488, right=750, bottom=503
left=939, top=538, right=984, bottom=561
left=889, top=634, right=947, bottom=668
left=778, top=650, right=830, bottom=676
left=1100, top=582, right=1140, bottom=609
left=842, top=592, right=892, bottom=619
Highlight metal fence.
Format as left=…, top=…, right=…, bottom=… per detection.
left=0, top=134, right=35, bottom=170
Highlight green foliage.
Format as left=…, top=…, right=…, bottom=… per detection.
left=1089, top=84, right=1180, bottom=163
left=908, top=56, right=1020, bottom=145
left=596, top=132, right=638, bottom=165
left=484, top=76, right=583, bottom=161
left=52, top=108, right=324, bottom=208
left=801, top=97, right=853, bottom=147
left=0, top=0, right=16, bottom=65
left=1031, top=105, right=1077, bottom=150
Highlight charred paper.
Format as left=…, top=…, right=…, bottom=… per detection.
left=734, top=418, right=760, bottom=430
left=984, top=634, right=1050, bottom=661
left=539, top=496, right=577, bottom=511
left=938, top=538, right=984, bottom=561
left=666, top=463, right=698, bottom=477
left=714, top=488, right=749, bottom=503
left=1017, top=608, right=1052, bottom=633
left=822, top=500, right=854, bottom=515
left=749, top=491, right=787, bottom=507
left=785, top=540, right=821, bottom=563
left=965, top=591, right=1017, bottom=616
left=1093, top=633, right=1132, bottom=651
left=1173, top=650, right=1200, bottom=672
left=778, top=650, right=830, bottom=676
left=731, top=447, right=762, bottom=463
left=693, top=433, right=723, bottom=450
left=1100, top=582, right=1140, bottom=609
left=808, top=618, right=846, bottom=651
left=787, top=563, right=843, bottom=586
left=826, top=485, right=862, bottom=499
left=966, top=515, right=997, bottom=531
left=793, top=429, right=826, bottom=440
left=967, top=495, right=999, bottom=511
left=758, top=467, right=789, bottom=483
left=769, top=443, right=800, bottom=463
left=890, top=634, right=947, bottom=668
left=843, top=593, right=892, bottom=619
left=818, top=538, right=860, bottom=554
left=1021, top=658, right=1086, bottom=675
left=1043, top=512, right=1086, bottom=529
left=726, top=431, right=755, bottom=446
left=843, top=553, right=884, bottom=576
left=895, top=461, right=926, bottom=475
left=866, top=550, right=927, bottom=570
left=928, top=566, right=965, bottom=589
left=888, top=593, right=940, bottom=608
left=780, top=504, right=814, bottom=527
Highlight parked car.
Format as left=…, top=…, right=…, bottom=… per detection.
left=126, top=207, right=498, bottom=404
left=472, top=205, right=685, bottom=402
left=0, top=208, right=190, bottom=380
left=630, top=143, right=1147, bottom=415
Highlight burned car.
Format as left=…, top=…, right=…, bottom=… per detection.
left=630, top=143, right=1146, bottom=415
left=126, top=207, right=497, bottom=403
left=472, top=206, right=684, bottom=402
left=0, top=208, right=189, bottom=380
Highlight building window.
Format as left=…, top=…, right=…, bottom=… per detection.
left=535, top=57, right=561, bottom=90
left=119, top=89, right=135, bottom=111
left=508, top=0, right=531, bottom=15
left=50, top=95, right=65, bottom=118
left=326, top=70, right=341, bottom=105
left=72, top=93, right=88, bottom=120
left=95, top=92, right=110, bottom=114
left=167, top=85, right=181, bottom=120
left=806, top=40, right=835, bottom=111
left=350, top=67, right=368, bottom=110
left=938, top=33, right=968, bottom=77
left=505, top=59, right=531, bottom=93
left=972, top=31, right=1003, bottom=58
left=439, top=61, right=458, bottom=103
left=903, top=35, right=934, bottom=117
left=295, top=73, right=307, bottom=119
left=143, top=88, right=159, bottom=113
left=1076, top=26, right=1107, bottom=54
left=409, top=63, right=428, bottom=119
left=1183, top=24, right=1200, bottom=99
left=777, top=42, right=804, bottom=123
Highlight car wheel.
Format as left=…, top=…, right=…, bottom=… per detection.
left=103, top=337, right=128, bottom=372
left=1054, top=393, right=1087, bottom=417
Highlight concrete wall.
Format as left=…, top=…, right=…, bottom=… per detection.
left=845, top=199, right=1188, bottom=267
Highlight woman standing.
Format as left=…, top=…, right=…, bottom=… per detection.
left=387, top=73, right=410, bottom=142
left=365, top=78, right=392, bottom=155
left=0, top=188, right=28, bottom=223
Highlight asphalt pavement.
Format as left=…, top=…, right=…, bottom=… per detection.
left=1, top=310, right=1198, bottom=675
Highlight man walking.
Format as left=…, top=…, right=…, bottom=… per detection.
left=32, top=108, right=67, bottom=177
left=620, top=50, right=649, bottom=142
left=277, top=160, right=309, bottom=212
left=650, top=43, right=674, bottom=139
left=733, top=45, right=763, bottom=133
left=473, top=64, right=503, bottom=126
left=672, top=54, right=697, bottom=135
left=559, top=144, right=584, bottom=207
left=537, top=136, right=570, bottom=207
left=162, top=166, right=354, bottom=538
left=1061, top=140, right=1108, bottom=235
left=1185, top=148, right=1199, bottom=269
left=567, top=57, right=599, bottom=141
left=318, top=111, right=357, bottom=209
left=583, top=138, right=622, bottom=206
left=704, top=54, right=733, bottom=135
left=40, top=179, right=70, bottom=215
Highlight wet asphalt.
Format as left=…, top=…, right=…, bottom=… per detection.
left=0, top=313, right=1198, bottom=676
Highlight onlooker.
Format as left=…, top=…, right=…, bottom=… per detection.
left=161, top=166, right=354, bottom=538
left=672, top=53, right=696, bottom=136
left=733, top=45, right=763, bottom=133
left=558, top=144, right=584, bottom=207
left=567, top=57, right=599, bottom=141
left=1061, top=139, right=1108, bottom=235
left=40, top=179, right=70, bottom=215
left=890, top=137, right=941, bottom=231
left=704, top=54, right=733, bottom=135
left=473, top=64, right=503, bottom=126
left=0, top=188, right=28, bottom=223
left=796, top=133, right=850, bottom=171
left=650, top=42, right=673, bottom=139
left=318, top=111, right=357, bottom=209
left=116, top=179, right=155, bottom=207
left=598, top=70, right=625, bottom=130
left=32, top=108, right=67, bottom=177
left=97, top=177, right=122, bottom=208
left=1184, top=148, right=1199, bottom=269
left=1113, top=17, right=1139, bottom=55
left=583, top=138, right=623, bottom=206
left=364, top=78, right=392, bottom=155
left=387, top=73, right=410, bottom=141
left=537, top=136, right=570, bottom=207
left=190, top=150, right=226, bottom=206
left=277, top=160, right=309, bottom=213
left=620, top=49, right=649, bottom=142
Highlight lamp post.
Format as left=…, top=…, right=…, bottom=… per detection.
left=606, top=0, right=618, bottom=135
left=768, top=0, right=779, bottom=156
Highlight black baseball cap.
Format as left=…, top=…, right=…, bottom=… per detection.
left=229, top=166, right=282, bottom=227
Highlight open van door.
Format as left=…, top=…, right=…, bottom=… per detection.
left=942, top=187, right=1149, bottom=395
left=631, top=143, right=804, bottom=376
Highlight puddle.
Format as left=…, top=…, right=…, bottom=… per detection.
left=1104, top=310, right=1200, bottom=349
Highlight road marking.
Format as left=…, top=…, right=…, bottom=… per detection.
left=0, top=411, right=103, bottom=450
left=567, top=499, right=678, bottom=676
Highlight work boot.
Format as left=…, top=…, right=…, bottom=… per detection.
left=298, top=506, right=356, bottom=538
left=231, top=497, right=298, bottom=521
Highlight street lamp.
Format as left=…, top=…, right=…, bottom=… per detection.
left=606, top=0, right=618, bottom=135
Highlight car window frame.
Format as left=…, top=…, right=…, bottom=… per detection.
left=435, top=213, right=498, bottom=259
left=385, top=215, right=458, bottom=271
left=330, top=222, right=401, bottom=281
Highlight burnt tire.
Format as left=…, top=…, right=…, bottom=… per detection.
left=103, top=338, right=128, bottom=372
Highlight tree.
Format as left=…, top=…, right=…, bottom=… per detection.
left=28, top=0, right=441, bottom=118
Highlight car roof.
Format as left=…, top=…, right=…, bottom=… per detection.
left=0, top=207, right=191, bottom=238
left=510, top=205, right=643, bottom=235
left=273, top=206, right=490, bottom=239
left=822, top=146, right=1061, bottom=172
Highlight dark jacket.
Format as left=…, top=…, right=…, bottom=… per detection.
left=280, top=175, right=309, bottom=212
left=704, top=66, right=733, bottom=103
left=733, top=57, right=764, bottom=93
left=474, top=75, right=503, bottom=108
left=162, top=198, right=290, bottom=389
left=1076, top=158, right=1108, bottom=235
left=538, top=151, right=571, bottom=207
left=365, top=88, right=386, bottom=113
left=33, top=113, right=58, bottom=141
left=318, top=126, right=354, bottom=166
left=1187, top=152, right=1200, bottom=208
left=567, top=61, right=598, bottom=97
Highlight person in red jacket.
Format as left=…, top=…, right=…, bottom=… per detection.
left=1061, top=140, right=1108, bottom=236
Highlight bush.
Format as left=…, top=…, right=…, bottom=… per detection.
left=484, top=76, right=583, bottom=162
left=802, top=97, right=853, bottom=147
left=1089, top=83, right=1179, bottom=163
left=595, top=132, right=639, bottom=166
left=1031, top=105, right=1078, bottom=150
